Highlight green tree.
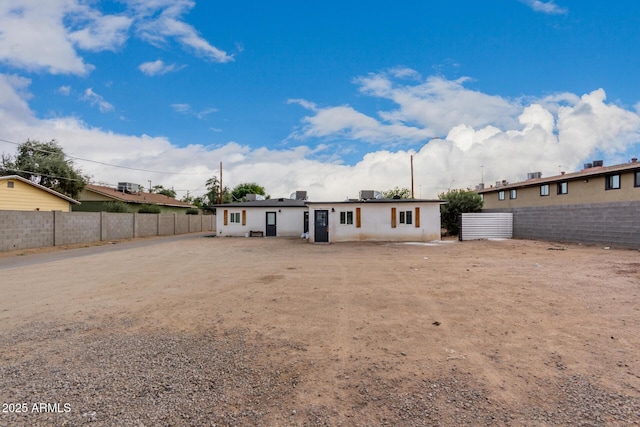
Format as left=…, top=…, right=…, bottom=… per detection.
left=231, top=182, right=269, bottom=202
left=382, top=186, right=412, bottom=199
left=150, top=185, right=176, bottom=198
left=438, top=188, right=484, bottom=235
left=202, top=176, right=231, bottom=205
left=1, top=139, right=88, bottom=199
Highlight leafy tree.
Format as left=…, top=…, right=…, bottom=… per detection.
left=231, top=182, right=269, bottom=202
left=181, top=193, right=203, bottom=208
left=149, top=184, right=177, bottom=198
left=382, top=186, right=412, bottom=199
left=202, top=176, right=231, bottom=205
left=0, top=139, right=88, bottom=199
left=438, top=188, right=484, bottom=235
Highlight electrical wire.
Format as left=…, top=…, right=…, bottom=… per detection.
left=0, top=137, right=217, bottom=175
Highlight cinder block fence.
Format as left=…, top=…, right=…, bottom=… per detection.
left=0, top=211, right=215, bottom=252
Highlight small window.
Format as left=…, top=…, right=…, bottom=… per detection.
left=605, top=174, right=621, bottom=190
left=7, top=181, right=14, bottom=188
left=635, top=171, right=640, bottom=188
left=509, top=189, right=517, bottom=199
left=340, top=211, right=353, bottom=225
left=557, top=181, right=568, bottom=195
left=498, top=191, right=505, bottom=201
left=540, top=184, right=549, bottom=196
left=229, top=212, right=241, bottom=223
left=398, top=210, right=413, bottom=225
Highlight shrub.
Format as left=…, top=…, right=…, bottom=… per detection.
left=186, top=208, right=199, bottom=215
left=137, top=203, right=161, bottom=214
left=439, top=189, right=484, bottom=235
left=104, top=201, right=131, bottom=213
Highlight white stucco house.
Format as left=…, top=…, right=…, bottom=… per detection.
left=306, top=199, right=444, bottom=243
left=214, top=192, right=444, bottom=243
left=214, top=198, right=308, bottom=237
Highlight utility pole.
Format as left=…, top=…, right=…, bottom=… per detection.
left=219, top=161, right=223, bottom=204
left=410, top=155, right=415, bottom=199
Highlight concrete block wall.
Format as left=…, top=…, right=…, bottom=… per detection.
left=103, top=212, right=134, bottom=240
left=0, top=211, right=54, bottom=251
left=189, top=215, right=201, bottom=232
left=0, top=211, right=215, bottom=252
left=158, top=214, right=175, bottom=236
left=176, top=215, right=189, bottom=234
left=135, top=213, right=158, bottom=237
left=54, top=211, right=101, bottom=246
left=485, top=201, right=640, bottom=249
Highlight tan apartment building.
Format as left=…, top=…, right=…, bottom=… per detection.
left=478, top=159, right=640, bottom=209
left=474, top=159, right=640, bottom=249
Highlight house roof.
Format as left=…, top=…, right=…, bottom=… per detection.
left=213, top=198, right=444, bottom=208
left=0, top=175, right=80, bottom=204
left=83, top=184, right=195, bottom=208
left=213, top=198, right=307, bottom=208
left=306, top=198, right=445, bottom=205
left=477, top=160, right=640, bottom=193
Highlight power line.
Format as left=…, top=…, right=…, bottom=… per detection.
left=0, top=137, right=216, bottom=176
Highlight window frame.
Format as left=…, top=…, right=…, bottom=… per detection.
left=540, top=184, right=549, bottom=196
left=605, top=174, right=621, bottom=190
left=509, top=189, right=517, bottom=199
left=7, top=181, right=14, bottom=189
left=498, top=191, right=505, bottom=201
left=229, top=212, right=241, bottom=223
left=557, top=181, right=568, bottom=195
left=398, top=210, right=413, bottom=225
left=339, top=210, right=354, bottom=225
left=635, top=171, right=640, bottom=188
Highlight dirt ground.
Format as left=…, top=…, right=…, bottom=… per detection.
left=1, top=235, right=639, bottom=426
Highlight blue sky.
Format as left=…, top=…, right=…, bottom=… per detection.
left=1, top=0, right=639, bottom=200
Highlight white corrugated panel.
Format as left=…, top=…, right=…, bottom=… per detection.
left=460, top=213, right=513, bottom=241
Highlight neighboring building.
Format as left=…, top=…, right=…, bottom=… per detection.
left=75, top=183, right=195, bottom=214
left=214, top=191, right=445, bottom=243
left=0, top=175, right=80, bottom=212
left=475, top=159, right=640, bottom=248
left=477, top=159, right=640, bottom=209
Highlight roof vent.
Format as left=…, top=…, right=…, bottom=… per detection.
left=294, top=190, right=307, bottom=201
left=527, top=172, right=542, bottom=180
left=583, top=163, right=593, bottom=169
left=631, top=158, right=638, bottom=163
left=476, top=183, right=485, bottom=190
left=592, top=160, right=603, bottom=167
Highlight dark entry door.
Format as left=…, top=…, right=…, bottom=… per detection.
left=314, top=210, right=329, bottom=242
left=266, top=211, right=277, bottom=236
left=303, top=211, right=309, bottom=233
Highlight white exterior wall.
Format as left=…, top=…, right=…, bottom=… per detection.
left=308, top=202, right=441, bottom=243
left=216, top=207, right=306, bottom=237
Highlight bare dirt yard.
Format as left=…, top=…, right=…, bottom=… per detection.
left=1, top=235, right=639, bottom=426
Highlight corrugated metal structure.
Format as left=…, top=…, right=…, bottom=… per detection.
left=459, top=212, right=513, bottom=241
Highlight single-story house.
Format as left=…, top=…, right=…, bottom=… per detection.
left=214, top=198, right=308, bottom=237
left=74, top=183, right=196, bottom=214
left=214, top=192, right=444, bottom=243
left=0, top=175, right=80, bottom=212
left=306, top=199, right=444, bottom=243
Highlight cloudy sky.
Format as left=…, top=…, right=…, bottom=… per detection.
left=0, top=0, right=639, bottom=201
